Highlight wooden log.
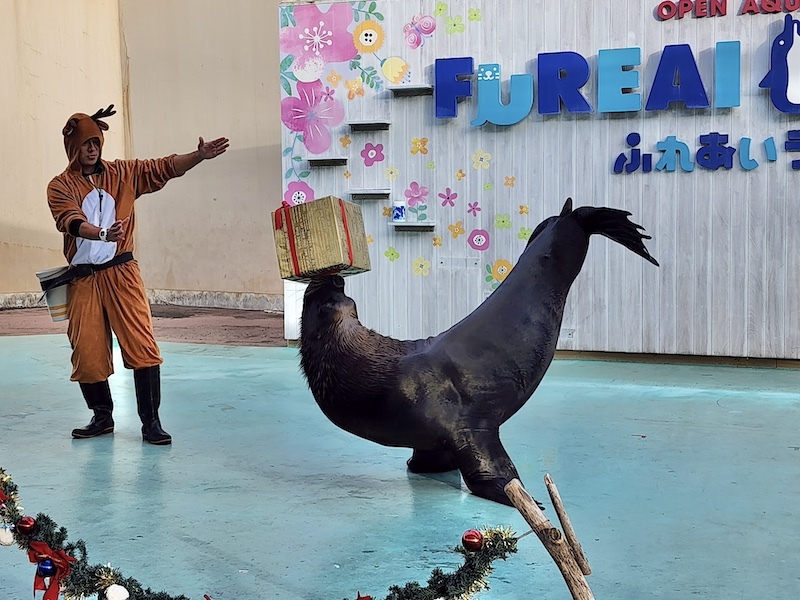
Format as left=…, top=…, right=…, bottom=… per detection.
left=504, top=479, right=595, bottom=600
left=545, top=473, right=592, bottom=576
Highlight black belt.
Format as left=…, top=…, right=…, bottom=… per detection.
left=40, top=252, right=134, bottom=294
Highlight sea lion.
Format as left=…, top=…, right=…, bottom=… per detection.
left=299, top=199, right=659, bottom=506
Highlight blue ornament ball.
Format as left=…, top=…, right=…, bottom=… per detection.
left=37, top=558, right=55, bottom=578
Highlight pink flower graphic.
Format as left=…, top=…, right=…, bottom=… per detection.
left=360, top=142, right=385, bottom=167
left=279, top=4, right=358, bottom=78
left=283, top=181, right=315, bottom=206
left=404, top=181, right=429, bottom=207
left=467, top=229, right=491, bottom=251
left=438, top=187, right=458, bottom=207
left=467, top=201, right=481, bottom=217
left=321, top=86, right=336, bottom=101
left=281, top=80, right=345, bottom=154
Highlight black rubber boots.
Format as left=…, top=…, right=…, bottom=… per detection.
left=72, top=381, right=115, bottom=438
left=134, top=365, right=172, bottom=445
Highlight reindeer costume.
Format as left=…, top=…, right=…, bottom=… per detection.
left=47, top=105, right=182, bottom=445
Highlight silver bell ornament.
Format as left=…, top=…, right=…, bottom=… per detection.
left=0, top=525, right=13, bottom=546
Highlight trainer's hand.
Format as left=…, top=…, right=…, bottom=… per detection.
left=107, top=217, right=130, bottom=243
left=197, top=136, right=229, bottom=160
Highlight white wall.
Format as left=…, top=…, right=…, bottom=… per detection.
left=0, top=0, right=287, bottom=312
left=279, top=0, right=800, bottom=359
left=119, top=0, right=286, bottom=309
left=0, top=0, right=124, bottom=301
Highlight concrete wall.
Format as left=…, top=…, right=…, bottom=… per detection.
left=0, top=0, right=285, bottom=312
left=118, top=0, right=284, bottom=311
left=0, top=0, right=125, bottom=306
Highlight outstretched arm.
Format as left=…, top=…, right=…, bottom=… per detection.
left=173, top=136, right=230, bottom=175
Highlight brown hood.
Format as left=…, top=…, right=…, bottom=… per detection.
left=61, top=104, right=116, bottom=172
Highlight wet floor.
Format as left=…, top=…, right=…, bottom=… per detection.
left=1, top=334, right=799, bottom=599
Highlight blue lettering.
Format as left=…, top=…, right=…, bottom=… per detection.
left=715, top=41, right=741, bottom=108
left=646, top=44, right=710, bottom=111
left=471, top=64, right=534, bottom=127
left=598, top=48, right=642, bottom=113
left=434, top=57, right=474, bottom=119
left=537, top=52, right=593, bottom=115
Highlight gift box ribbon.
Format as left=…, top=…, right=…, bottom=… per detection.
left=274, top=199, right=354, bottom=277
left=27, top=541, right=77, bottom=600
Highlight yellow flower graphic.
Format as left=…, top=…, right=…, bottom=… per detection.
left=353, top=21, right=385, bottom=54
left=385, top=247, right=400, bottom=262
left=446, top=15, right=466, bottom=34
left=384, top=165, right=399, bottom=181
left=472, top=149, right=492, bottom=170
left=366, top=235, right=374, bottom=244
left=381, top=56, right=410, bottom=85
left=456, top=169, right=466, bottom=181
left=434, top=1, right=448, bottom=16
left=448, top=220, right=466, bottom=239
left=382, top=206, right=392, bottom=217
left=340, top=134, right=352, bottom=149
left=505, top=176, right=516, bottom=187
left=519, top=205, right=529, bottom=215
left=433, top=236, right=443, bottom=247
left=492, top=259, right=513, bottom=282
left=345, top=77, right=365, bottom=100
left=468, top=8, right=482, bottom=21
left=411, top=137, right=429, bottom=155
left=327, top=70, right=343, bottom=88
left=413, top=256, right=432, bottom=276
left=343, top=171, right=351, bottom=179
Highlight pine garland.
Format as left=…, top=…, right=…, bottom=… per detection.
left=0, top=467, right=190, bottom=600
left=347, top=526, right=519, bottom=600
left=2, top=468, right=520, bottom=600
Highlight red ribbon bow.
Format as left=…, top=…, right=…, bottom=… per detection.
left=27, top=541, right=77, bottom=600
left=0, top=489, right=10, bottom=502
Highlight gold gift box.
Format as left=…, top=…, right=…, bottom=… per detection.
left=272, top=195, right=371, bottom=283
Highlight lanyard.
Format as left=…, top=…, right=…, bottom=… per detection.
left=87, top=174, right=104, bottom=224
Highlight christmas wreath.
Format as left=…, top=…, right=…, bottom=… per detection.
left=1, top=467, right=519, bottom=600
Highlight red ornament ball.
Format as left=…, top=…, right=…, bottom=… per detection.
left=462, top=529, right=484, bottom=552
left=16, top=515, right=35, bottom=535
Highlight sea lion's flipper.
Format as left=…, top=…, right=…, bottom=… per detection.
left=407, top=449, right=459, bottom=473
left=572, top=206, right=660, bottom=267
left=453, top=429, right=544, bottom=509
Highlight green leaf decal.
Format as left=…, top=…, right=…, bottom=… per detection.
left=279, top=54, right=295, bottom=73
left=280, top=77, right=292, bottom=97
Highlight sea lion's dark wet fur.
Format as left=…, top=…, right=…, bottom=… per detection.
left=300, top=199, right=659, bottom=507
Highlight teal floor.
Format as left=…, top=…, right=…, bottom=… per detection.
left=1, top=335, right=799, bottom=599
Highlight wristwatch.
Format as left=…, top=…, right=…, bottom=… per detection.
left=99, top=228, right=108, bottom=242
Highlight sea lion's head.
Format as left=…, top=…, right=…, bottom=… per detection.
left=302, top=274, right=358, bottom=329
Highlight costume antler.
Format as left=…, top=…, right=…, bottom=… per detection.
left=90, top=104, right=116, bottom=120
left=89, top=104, right=116, bottom=131
left=62, top=104, right=116, bottom=137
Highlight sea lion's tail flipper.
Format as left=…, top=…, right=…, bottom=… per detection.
left=572, top=206, right=660, bottom=267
